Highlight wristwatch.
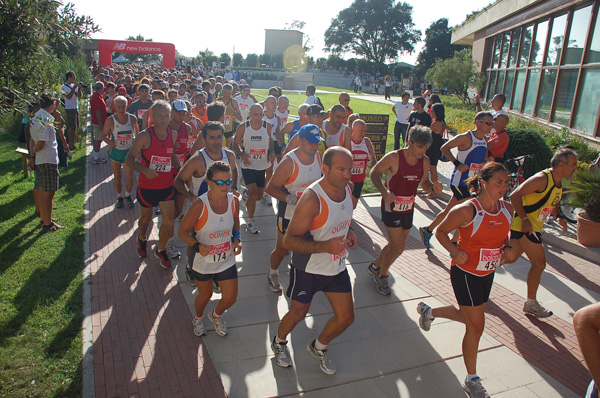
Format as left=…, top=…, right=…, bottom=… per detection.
left=192, top=242, right=200, bottom=253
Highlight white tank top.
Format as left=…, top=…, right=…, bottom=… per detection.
left=192, top=192, right=236, bottom=274
left=282, top=150, right=323, bottom=219
left=291, top=181, right=353, bottom=276
left=235, top=95, right=254, bottom=121
left=111, top=113, right=135, bottom=150
left=322, top=120, right=346, bottom=148
left=275, top=109, right=289, bottom=130
left=242, top=120, right=271, bottom=170
left=263, top=113, right=278, bottom=142
left=191, top=148, right=231, bottom=197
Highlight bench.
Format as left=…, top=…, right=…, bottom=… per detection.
left=15, top=147, right=29, bottom=177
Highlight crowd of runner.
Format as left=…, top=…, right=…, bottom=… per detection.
left=25, top=62, right=591, bottom=398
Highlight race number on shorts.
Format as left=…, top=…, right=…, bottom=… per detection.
left=393, top=196, right=415, bottom=212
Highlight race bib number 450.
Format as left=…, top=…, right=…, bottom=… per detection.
left=476, top=247, right=502, bottom=271
left=149, top=155, right=171, bottom=172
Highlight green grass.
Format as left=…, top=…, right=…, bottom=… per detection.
left=0, top=133, right=86, bottom=397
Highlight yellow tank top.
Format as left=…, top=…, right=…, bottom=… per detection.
left=511, top=169, right=562, bottom=233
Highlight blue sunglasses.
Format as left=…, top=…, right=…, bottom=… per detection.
left=210, top=179, right=232, bottom=186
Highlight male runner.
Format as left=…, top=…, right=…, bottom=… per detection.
left=126, top=100, right=180, bottom=269
left=504, top=147, right=577, bottom=317
left=271, top=147, right=357, bottom=375
left=322, top=104, right=352, bottom=151
left=127, top=84, right=152, bottom=131
left=265, top=124, right=324, bottom=293
left=234, top=85, right=256, bottom=121
left=103, top=95, right=139, bottom=209
left=349, top=119, right=377, bottom=208
left=419, top=112, right=492, bottom=249
left=233, top=104, right=274, bottom=234
left=221, top=83, right=242, bottom=148
left=368, top=126, right=442, bottom=294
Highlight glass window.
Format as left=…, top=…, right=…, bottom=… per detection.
left=512, top=70, right=527, bottom=111
left=497, top=70, right=506, bottom=94
left=484, top=71, right=491, bottom=100
left=523, top=69, right=540, bottom=115
left=536, top=68, right=558, bottom=119
left=487, top=70, right=497, bottom=101
left=552, top=69, right=579, bottom=126
left=574, top=69, right=600, bottom=135
left=520, top=25, right=534, bottom=67
left=532, top=21, right=549, bottom=66
left=492, top=36, right=501, bottom=68
left=565, top=5, right=593, bottom=64
left=586, top=7, right=600, bottom=63
left=505, top=70, right=515, bottom=107
left=546, top=14, right=567, bottom=66
left=500, top=32, right=511, bottom=68
left=509, top=28, right=521, bottom=68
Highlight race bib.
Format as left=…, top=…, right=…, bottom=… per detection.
left=224, top=115, right=231, bottom=125
left=115, top=133, right=132, bottom=149
left=333, top=249, right=347, bottom=268
left=207, top=241, right=232, bottom=263
left=137, top=109, right=145, bottom=120
left=239, top=103, right=248, bottom=110
left=249, top=148, right=267, bottom=160
left=537, top=206, right=554, bottom=222
left=149, top=155, right=171, bottom=172
left=351, top=160, right=365, bottom=175
left=296, top=190, right=305, bottom=200
left=476, top=247, right=503, bottom=271
left=393, top=196, right=415, bottom=212
left=176, top=153, right=186, bottom=166
left=468, top=163, right=483, bottom=177
left=187, top=137, right=196, bottom=149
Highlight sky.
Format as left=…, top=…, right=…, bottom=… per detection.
left=69, top=0, right=489, bottom=65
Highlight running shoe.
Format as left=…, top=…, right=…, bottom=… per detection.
left=212, top=280, right=221, bottom=294
left=155, top=207, right=161, bottom=215
left=261, top=193, right=272, bottom=206
left=185, top=265, right=195, bottom=286
left=192, top=317, right=206, bottom=336
left=246, top=221, right=260, bottom=234
left=306, top=340, right=336, bottom=375
left=372, top=272, right=391, bottom=296
left=154, top=247, right=172, bottom=269
left=42, top=222, right=66, bottom=232
left=115, top=197, right=124, bottom=209
left=208, top=311, right=228, bottom=336
left=125, top=195, right=134, bottom=208
left=463, top=377, right=490, bottom=398
left=419, top=226, right=433, bottom=250
left=271, top=336, right=292, bottom=368
left=416, top=302, right=434, bottom=331
left=137, top=236, right=147, bottom=258
left=268, top=272, right=282, bottom=293
left=166, top=240, right=181, bottom=259
left=367, top=262, right=380, bottom=276
left=523, top=300, right=553, bottom=318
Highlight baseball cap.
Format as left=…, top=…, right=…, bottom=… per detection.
left=306, top=104, right=325, bottom=117
left=172, top=99, right=187, bottom=112
left=117, top=86, right=127, bottom=94
left=298, top=124, right=325, bottom=144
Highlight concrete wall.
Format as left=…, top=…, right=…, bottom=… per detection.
left=265, top=30, right=303, bottom=56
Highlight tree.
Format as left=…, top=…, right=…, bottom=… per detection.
left=415, top=18, right=468, bottom=77
left=425, top=49, right=485, bottom=104
left=324, top=0, right=420, bottom=67
left=246, top=53, right=258, bottom=67
left=197, top=49, right=217, bottom=66
left=285, top=19, right=312, bottom=53
left=0, top=0, right=97, bottom=114
left=219, top=52, right=231, bottom=66
left=232, top=53, right=243, bottom=67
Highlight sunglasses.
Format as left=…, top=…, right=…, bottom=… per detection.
left=197, top=99, right=206, bottom=103
left=210, top=179, right=232, bottom=186
left=479, top=120, right=494, bottom=126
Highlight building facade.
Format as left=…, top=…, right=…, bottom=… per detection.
left=452, top=0, right=600, bottom=140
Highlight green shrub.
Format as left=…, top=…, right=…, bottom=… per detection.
left=541, top=128, right=599, bottom=164
left=0, top=111, right=22, bottom=136
left=505, top=127, right=554, bottom=178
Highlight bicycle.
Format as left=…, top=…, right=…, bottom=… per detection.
left=504, top=154, right=534, bottom=200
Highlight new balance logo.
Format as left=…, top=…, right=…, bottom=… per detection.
left=112, top=42, right=127, bottom=51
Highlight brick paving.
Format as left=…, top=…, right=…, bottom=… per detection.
left=87, top=159, right=226, bottom=398
left=352, top=197, right=594, bottom=396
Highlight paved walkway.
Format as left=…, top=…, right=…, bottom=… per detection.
left=85, top=144, right=598, bottom=397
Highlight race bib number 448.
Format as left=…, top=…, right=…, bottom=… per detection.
left=393, top=196, right=415, bottom=212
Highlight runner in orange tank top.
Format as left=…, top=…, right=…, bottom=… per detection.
left=416, top=162, right=517, bottom=398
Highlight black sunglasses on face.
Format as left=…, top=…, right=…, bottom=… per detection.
left=210, top=179, right=232, bottom=186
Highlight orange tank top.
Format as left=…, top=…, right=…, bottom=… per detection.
left=453, top=198, right=512, bottom=276
left=193, top=107, right=209, bottom=124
